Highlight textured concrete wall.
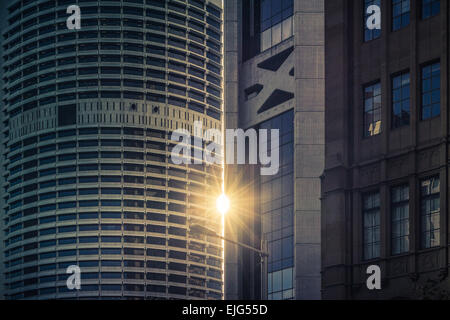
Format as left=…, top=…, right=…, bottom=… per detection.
left=293, top=0, right=324, bottom=301
left=224, top=0, right=241, bottom=300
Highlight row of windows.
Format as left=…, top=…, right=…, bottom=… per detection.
left=11, top=138, right=166, bottom=154
left=7, top=126, right=223, bottom=149
left=6, top=248, right=222, bottom=268
left=10, top=181, right=201, bottom=199
left=6, top=234, right=204, bottom=251
left=8, top=159, right=217, bottom=179
left=4, top=206, right=217, bottom=235
left=4, top=24, right=221, bottom=63
left=8, top=273, right=221, bottom=290
left=11, top=128, right=164, bottom=148
left=5, top=9, right=220, bottom=44
left=9, top=82, right=219, bottom=109
left=7, top=51, right=221, bottom=80
left=6, top=262, right=221, bottom=283
left=5, top=236, right=220, bottom=258
left=5, top=246, right=222, bottom=268
left=9, top=93, right=217, bottom=117
left=9, top=196, right=187, bottom=212
left=6, top=285, right=221, bottom=300
left=7, top=0, right=218, bottom=15
left=8, top=63, right=221, bottom=87
left=8, top=189, right=195, bottom=211
left=5, top=41, right=221, bottom=74
left=9, top=162, right=212, bottom=183
left=8, top=272, right=219, bottom=286
left=7, top=210, right=186, bottom=224
left=363, top=176, right=440, bottom=260
left=363, top=60, right=440, bottom=137
left=6, top=257, right=212, bottom=271
left=364, top=0, right=440, bottom=42
left=6, top=26, right=220, bottom=55
left=5, top=236, right=221, bottom=259
left=8, top=138, right=220, bottom=160
left=6, top=0, right=221, bottom=29
left=8, top=162, right=217, bottom=187
left=7, top=262, right=221, bottom=280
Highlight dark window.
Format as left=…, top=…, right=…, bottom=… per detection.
left=422, top=0, right=440, bottom=19
left=363, top=192, right=380, bottom=260
left=392, top=72, right=410, bottom=128
left=58, top=104, right=76, bottom=126
left=421, top=62, right=440, bottom=120
left=392, top=0, right=410, bottom=31
left=391, top=185, right=409, bottom=255
left=421, top=177, right=440, bottom=249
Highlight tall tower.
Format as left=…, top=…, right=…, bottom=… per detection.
left=1, top=0, right=224, bottom=300
left=224, top=0, right=324, bottom=300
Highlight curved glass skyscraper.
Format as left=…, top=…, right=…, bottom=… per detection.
left=1, top=0, right=224, bottom=300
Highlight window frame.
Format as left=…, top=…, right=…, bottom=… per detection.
left=391, top=184, right=410, bottom=255
left=363, top=81, right=382, bottom=138
left=420, top=61, right=441, bottom=120
left=420, top=176, right=441, bottom=249
left=421, top=0, right=440, bottom=20
left=362, top=191, right=381, bottom=261
left=392, top=0, right=410, bottom=31
left=391, top=70, right=411, bottom=129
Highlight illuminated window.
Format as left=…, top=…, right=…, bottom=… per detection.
left=363, top=82, right=382, bottom=137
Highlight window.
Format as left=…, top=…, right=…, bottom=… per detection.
left=421, top=177, right=440, bottom=249
left=59, top=104, right=76, bottom=126
left=363, top=82, right=382, bottom=137
left=363, top=192, right=380, bottom=260
left=392, top=72, right=410, bottom=128
left=392, top=0, right=410, bottom=31
left=422, top=0, right=440, bottom=19
left=391, top=185, right=409, bottom=255
left=364, top=0, right=381, bottom=42
left=260, top=0, right=293, bottom=52
left=421, top=62, right=440, bottom=120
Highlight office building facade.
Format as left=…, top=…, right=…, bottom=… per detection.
left=224, top=0, right=324, bottom=300
left=1, top=0, right=224, bottom=300
left=322, top=0, right=449, bottom=299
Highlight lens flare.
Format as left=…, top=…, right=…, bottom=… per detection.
left=216, top=193, right=230, bottom=216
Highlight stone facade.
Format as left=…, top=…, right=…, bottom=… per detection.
left=322, top=0, right=450, bottom=300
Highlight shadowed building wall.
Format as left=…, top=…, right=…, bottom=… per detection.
left=322, top=0, right=449, bottom=300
